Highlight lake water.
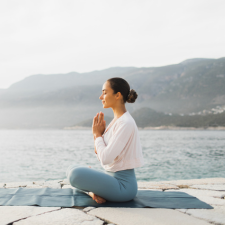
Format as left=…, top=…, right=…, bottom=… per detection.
left=0, top=130, right=224, bottom=183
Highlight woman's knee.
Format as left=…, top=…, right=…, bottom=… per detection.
left=66, top=164, right=77, bottom=178
left=67, top=166, right=88, bottom=187
left=66, top=164, right=86, bottom=179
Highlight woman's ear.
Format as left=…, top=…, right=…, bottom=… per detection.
left=115, top=92, right=122, bottom=100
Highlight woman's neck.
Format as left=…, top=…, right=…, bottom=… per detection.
left=112, top=106, right=127, bottom=120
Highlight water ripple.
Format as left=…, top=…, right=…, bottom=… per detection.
left=0, top=130, right=224, bottom=182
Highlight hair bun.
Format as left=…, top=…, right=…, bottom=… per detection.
left=126, top=89, right=138, bottom=103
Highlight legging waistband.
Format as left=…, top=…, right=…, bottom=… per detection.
left=105, top=169, right=136, bottom=181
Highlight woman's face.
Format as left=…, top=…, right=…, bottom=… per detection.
left=99, top=81, right=118, bottom=108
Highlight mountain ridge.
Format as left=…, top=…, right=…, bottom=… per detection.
left=0, top=57, right=224, bottom=128
left=74, top=107, right=225, bottom=128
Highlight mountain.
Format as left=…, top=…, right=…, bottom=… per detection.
left=7, top=67, right=136, bottom=93
left=74, top=107, right=225, bottom=128
left=149, top=57, right=225, bottom=113
left=0, top=57, right=224, bottom=128
left=180, top=58, right=214, bottom=65
left=130, top=107, right=225, bottom=128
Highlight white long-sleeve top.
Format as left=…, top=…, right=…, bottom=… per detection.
left=94, top=111, right=145, bottom=172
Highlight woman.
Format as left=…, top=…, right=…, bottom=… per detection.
left=66, top=77, right=144, bottom=204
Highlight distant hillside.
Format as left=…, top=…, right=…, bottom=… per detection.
left=180, top=58, right=214, bottom=65
left=74, top=107, right=225, bottom=128
left=7, top=67, right=136, bottom=93
left=130, top=107, right=225, bottom=128
left=0, top=57, right=225, bottom=128
left=151, top=57, right=225, bottom=113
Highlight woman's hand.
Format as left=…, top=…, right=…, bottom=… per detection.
left=92, top=112, right=106, bottom=138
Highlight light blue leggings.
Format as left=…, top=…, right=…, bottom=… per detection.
left=66, top=165, right=138, bottom=202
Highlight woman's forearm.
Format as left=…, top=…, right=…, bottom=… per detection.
left=94, top=135, right=97, bottom=154
left=93, top=133, right=103, bottom=154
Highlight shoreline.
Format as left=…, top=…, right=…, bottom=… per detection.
left=64, top=126, right=225, bottom=130
left=1, top=177, right=225, bottom=225
left=1, top=126, right=225, bottom=130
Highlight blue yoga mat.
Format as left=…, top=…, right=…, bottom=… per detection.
left=0, top=187, right=213, bottom=209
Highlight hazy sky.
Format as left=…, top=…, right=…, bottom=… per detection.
left=1, top=0, right=225, bottom=88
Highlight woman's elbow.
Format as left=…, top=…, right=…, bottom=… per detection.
left=101, top=157, right=113, bottom=165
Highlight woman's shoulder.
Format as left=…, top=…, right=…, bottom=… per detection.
left=116, top=111, right=136, bottom=128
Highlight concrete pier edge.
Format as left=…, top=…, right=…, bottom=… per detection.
left=1, top=177, right=225, bottom=225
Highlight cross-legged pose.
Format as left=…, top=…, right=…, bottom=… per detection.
left=66, top=77, right=144, bottom=204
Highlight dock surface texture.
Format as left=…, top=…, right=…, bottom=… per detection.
left=1, top=177, right=225, bottom=225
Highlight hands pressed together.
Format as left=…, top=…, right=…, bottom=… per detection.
left=90, top=112, right=107, bottom=204
left=92, top=111, right=106, bottom=139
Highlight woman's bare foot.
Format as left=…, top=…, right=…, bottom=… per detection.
left=88, top=192, right=106, bottom=204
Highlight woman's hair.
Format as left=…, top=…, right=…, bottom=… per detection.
left=107, top=77, right=138, bottom=103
